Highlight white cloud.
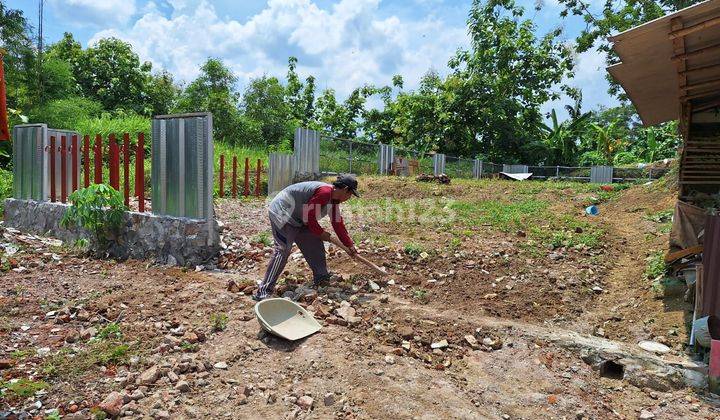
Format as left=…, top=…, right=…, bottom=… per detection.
left=48, top=0, right=138, bottom=26
left=87, top=0, right=468, bottom=98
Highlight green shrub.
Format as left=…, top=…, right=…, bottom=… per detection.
left=74, top=112, right=151, bottom=144
left=403, top=243, right=424, bottom=258
left=0, top=168, right=12, bottom=213
left=28, top=96, right=103, bottom=130
left=60, top=184, right=127, bottom=251
left=645, top=251, right=667, bottom=280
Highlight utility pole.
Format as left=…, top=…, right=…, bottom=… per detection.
left=37, top=0, right=44, bottom=104
left=0, top=48, right=9, bottom=141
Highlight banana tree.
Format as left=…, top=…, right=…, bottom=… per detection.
left=539, top=109, right=590, bottom=165
left=590, top=122, right=626, bottom=165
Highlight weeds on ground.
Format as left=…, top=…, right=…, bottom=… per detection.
left=645, top=209, right=673, bottom=234
left=41, top=342, right=133, bottom=379
left=95, top=322, right=122, bottom=340
left=0, top=378, right=48, bottom=400
left=11, top=349, right=32, bottom=359
left=413, top=288, right=429, bottom=303
left=210, top=313, right=229, bottom=332
left=645, top=251, right=667, bottom=280
left=254, top=231, right=273, bottom=247
left=403, top=243, right=425, bottom=258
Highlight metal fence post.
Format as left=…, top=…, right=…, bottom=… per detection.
left=556, top=166, right=560, bottom=178
left=348, top=140, right=353, bottom=174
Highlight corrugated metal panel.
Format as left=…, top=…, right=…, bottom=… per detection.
left=268, top=153, right=295, bottom=195
left=502, top=164, right=529, bottom=174
left=47, top=129, right=80, bottom=200
left=590, top=166, right=614, bottom=184
left=294, top=128, right=320, bottom=176
left=473, top=159, right=482, bottom=179
left=378, top=144, right=394, bottom=175
left=12, top=124, right=48, bottom=201
left=152, top=113, right=213, bottom=220
left=433, top=154, right=446, bottom=175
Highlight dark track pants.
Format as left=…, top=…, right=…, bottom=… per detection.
left=255, top=220, right=328, bottom=299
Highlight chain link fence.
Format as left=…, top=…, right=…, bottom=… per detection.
left=310, top=131, right=669, bottom=183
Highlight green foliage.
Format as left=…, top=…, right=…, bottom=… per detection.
left=403, top=243, right=425, bottom=258
left=73, top=112, right=151, bottom=141
left=0, top=168, right=12, bottom=213
left=255, top=231, right=273, bottom=247
left=28, top=96, right=103, bottom=129
left=60, top=184, right=127, bottom=249
left=0, top=378, right=48, bottom=399
left=96, top=322, right=122, bottom=340
left=645, top=250, right=667, bottom=280
left=243, top=75, right=293, bottom=146
left=210, top=313, right=228, bottom=332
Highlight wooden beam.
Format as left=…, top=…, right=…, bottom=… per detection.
left=681, top=77, right=720, bottom=91
left=679, top=62, right=720, bottom=76
left=672, top=41, right=720, bottom=62
left=669, top=16, right=720, bottom=39
left=680, top=89, right=720, bottom=101
left=692, top=98, right=720, bottom=113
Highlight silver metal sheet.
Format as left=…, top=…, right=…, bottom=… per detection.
left=590, top=166, right=614, bottom=184
left=378, top=144, right=394, bottom=175
left=151, top=113, right=213, bottom=220
left=294, top=128, right=320, bottom=176
left=433, top=154, right=446, bottom=176
left=502, top=164, right=529, bottom=174
left=12, top=124, right=48, bottom=201
left=473, top=159, right=482, bottom=179
left=268, top=153, right=295, bottom=195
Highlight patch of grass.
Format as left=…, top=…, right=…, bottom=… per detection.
left=412, top=288, right=429, bottom=303
left=180, top=341, right=199, bottom=352
left=0, top=168, right=12, bottom=214
left=42, top=342, right=133, bottom=379
left=210, top=313, right=229, bottom=332
left=645, top=209, right=673, bottom=224
left=0, top=378, right=48, bottom=399
left=11, top=349, right=32, bottom=359
left=254, top=231, right=273, bottom=247
left=449, top=198, right=549, bottom=232
left=645, top=251, right=667, bottom=280
left=96, top=323, right=122, bottom=340
left=403, top=243, right=425, bottom=258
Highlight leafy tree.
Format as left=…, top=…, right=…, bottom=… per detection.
left=242, top=75, right=292, bottom=146
left=28, top=96, right=103, bottom=129
left=539, top=109, right=590, bottom=165
left=590, top=121, right=626, bottom=165
left=74, top=38, right=152, bottom=113
left=177, top=58, right=242, bottom=142
left=1, top=2, right=35, bottom=112
left=442, top=0, right=574, bottom=161
left=552, top=0, right=703, bottom=98
left=145, top=70, right=180, bottom=116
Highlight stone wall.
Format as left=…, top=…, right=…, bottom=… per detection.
left=3, top=198, right=221, bottom=267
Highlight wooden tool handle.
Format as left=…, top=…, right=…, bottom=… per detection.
left=327, top=236, right=386, bottom=276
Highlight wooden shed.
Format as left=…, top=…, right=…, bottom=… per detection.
left=608, top=0, right=720, bottom=200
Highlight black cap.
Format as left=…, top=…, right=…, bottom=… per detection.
left=335, top=174, right=360, bottom=197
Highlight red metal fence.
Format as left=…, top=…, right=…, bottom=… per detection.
left=46, top=135, right=266, bottom=210
left=48, top=132, right=146, bottom=212
left=217, top=154, right=264, bottom=198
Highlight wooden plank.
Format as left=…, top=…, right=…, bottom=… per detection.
left=669, top=16, right=720, bottom=39
left=665, top=245, right=704, bottom=264
left=682, top=77, right=720, bottom=92
left=672, top=41, right=720, bottom=62
left=680, top=63, right=720, bottom=77
left=680, top=90, right=720, bottom=101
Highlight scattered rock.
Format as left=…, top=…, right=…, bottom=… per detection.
left=138, top=366, right=160, bottom=385
left=297, top=395, right=314, bottom=410
left=384, top=355, right=396, bottom=365
left=638, top=341, right=671, bottom=354
left=638, top=410, right=655, bottom=419
left=214, top=361, right=229, bottom=370
left=175, top=381, right=191, bottom=393
left=431, top=340, right=448, bottom=349
left=0, top=359, right=13, bottom=369
left=99, top=391, right=124, bottom=417
left=323, top=393, right=335, bottom=407
left=80, top=327, right=97, bottom=341
left=464, top=335, right=478, bottom=347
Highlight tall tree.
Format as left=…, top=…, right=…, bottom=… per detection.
left=178, top=58, right=241, bottom=142
left=75, top=38, right=152, bottom=112
left=242, top=75, right=291, bottom=146
left=443, top=0, right=574, bottom=161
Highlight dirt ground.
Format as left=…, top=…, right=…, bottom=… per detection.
left=1, top=177, right=719, bottom=419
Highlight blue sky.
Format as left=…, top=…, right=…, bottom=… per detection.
left=6, top=0, right=619, bottom=119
